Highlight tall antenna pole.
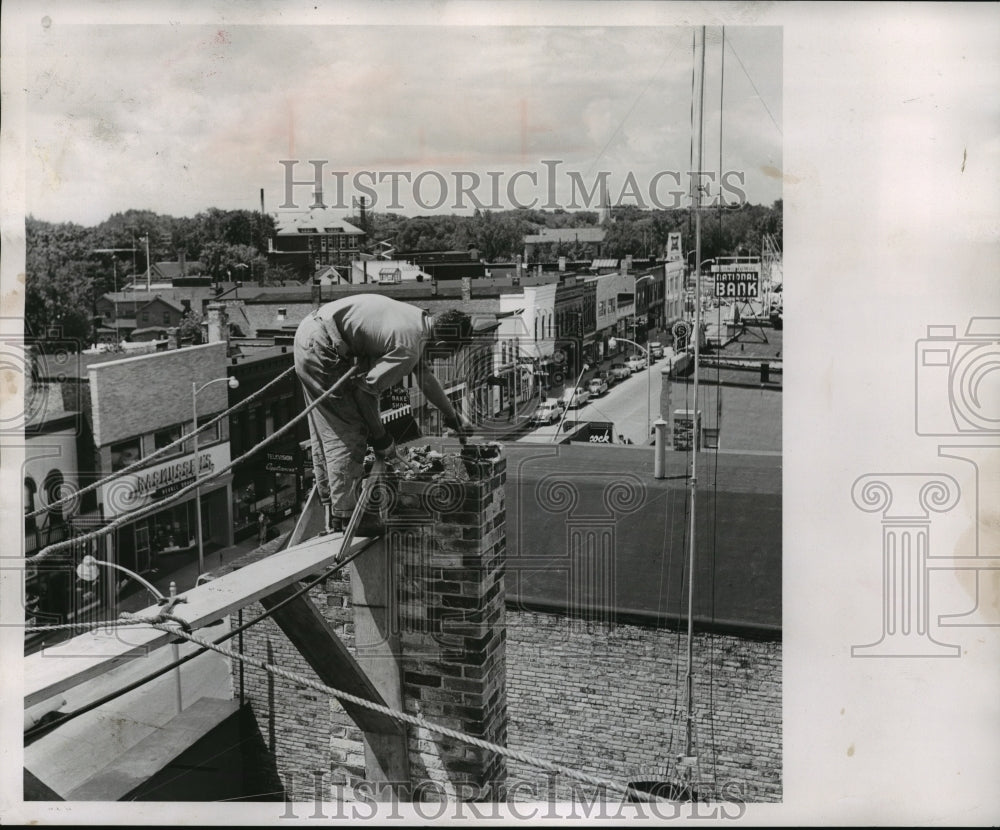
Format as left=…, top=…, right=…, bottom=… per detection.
left=685, top=22, right=707, bottom=766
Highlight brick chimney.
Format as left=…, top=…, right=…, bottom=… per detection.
left=205, top=302, right=229, bottom=345
left=388, top=448, right=508, bottom=799
left=234, top=447, right=509, bottom=803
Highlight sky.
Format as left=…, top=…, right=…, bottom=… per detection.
left=25, top=23, right=782, bottom=225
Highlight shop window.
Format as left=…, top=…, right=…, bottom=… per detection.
left=154, top=424, right=184, bottom=457
left=193, top=419, right=220, bottom=450
left=24, top=478, right=38, bottom=551
left=231, top=410, right=248, bottom=456
left=110, top=438, right=142, bottom=472
left=24, top=477, right=37, bottom=518
left=42, top=470, right=65, bottom=519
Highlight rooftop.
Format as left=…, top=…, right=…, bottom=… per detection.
left=273, top=209, right=363, bottom=236
left=524, top=227, right=606, bottom=244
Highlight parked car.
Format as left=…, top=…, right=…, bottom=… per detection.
left=561, top=386, right=591, bottom=409
left=587, top=377, right=608, bottom=397
left=595, top=369, right=616, bottom=388
left=648, top=341, right=665, bottom=360
left=530, top=401, right=563, bottom=425
left=625, top=355, right=647, bottom=372
left=609, top=362, right=632, bottom=380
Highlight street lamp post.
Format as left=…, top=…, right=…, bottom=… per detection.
left=192, top=376, right=239, bottom=576
left=608, top=335, right=651, bottom=442
left=77, top=554, right=187, bottom=712
left=552, top=362, right=590, bottom=443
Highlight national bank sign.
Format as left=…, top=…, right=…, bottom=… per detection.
left=101, top=444, right=231, bottom=518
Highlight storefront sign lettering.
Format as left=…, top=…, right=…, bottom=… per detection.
left=133, top=453, right=215, bottom=498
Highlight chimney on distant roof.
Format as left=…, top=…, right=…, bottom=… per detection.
left=206, top=302, right=229, bottom=345
left=179, top=250, right=186, bottom=277
left=558, top=256, right=566, bottom=272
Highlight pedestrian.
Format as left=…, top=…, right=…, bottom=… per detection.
left=257, top=511, right=267, bottom=546
left=294, top=294, right=475, bottom=536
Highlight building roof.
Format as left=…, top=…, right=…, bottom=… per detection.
left=100, top=287, right=218, bottom=306
left=351, top=260, right=433, bottom=283
left=273, top=209, right=364, bottom=236
left=502, top=442, right=781, bottom=632
left=524, top=227, right=606, bottom=244
left=140, top=295, right=186, bottom=313
left=152, top=260, right=206, bottom=279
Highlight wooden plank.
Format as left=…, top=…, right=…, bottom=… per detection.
left=24, top=534, right=377, bottom=708
left=349, top=541, right=411, bottom=799
left=65, top=697, right=239, bottom=801
left=257, top=584, right=403, bottom=737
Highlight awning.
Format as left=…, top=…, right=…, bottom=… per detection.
left=380, top=405, right=413, bottom=423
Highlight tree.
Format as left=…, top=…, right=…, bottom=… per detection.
left=175, top=312, right=204, bottom=345
left=25, top=217, right=99, bottom=345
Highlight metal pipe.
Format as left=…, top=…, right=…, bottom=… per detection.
left=654, top=419, right=667, bottom=479
left=192, top=382, right=205, bottom=577
left=685, top=22, right=707, bottom=764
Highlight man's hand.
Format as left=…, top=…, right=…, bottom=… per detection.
left=443, top=411, right=475, bottom=444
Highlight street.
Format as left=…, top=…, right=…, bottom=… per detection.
left=517, top=348, right=782, bottom=453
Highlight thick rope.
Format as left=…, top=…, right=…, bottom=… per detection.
left=26, top=366, right=296, bottom=520
left=25, top=618, right=156, bottom=633
left=119, top=618, right=675, bottom=805
left=33, top=366, right=359, bottom=563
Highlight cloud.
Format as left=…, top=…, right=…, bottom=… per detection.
left=25, top=23, right=783, bottom=223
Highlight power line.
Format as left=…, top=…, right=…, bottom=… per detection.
left=725, top=37, right=782, bottom=138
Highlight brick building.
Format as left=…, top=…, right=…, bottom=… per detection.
left=234, top=442, right=781, bottom=804
left=86, top=342, right=235, bottom=581
left=268, top=209, right=364, bottom=280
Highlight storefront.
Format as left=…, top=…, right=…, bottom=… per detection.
left=380, top=384, right=420, bottom=443
left=99, top=443, right=233, bottom=580
left=231, top=441, right=303, bottom=542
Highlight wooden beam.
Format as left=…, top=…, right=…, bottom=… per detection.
left=25, top=534, right=376, bottom=708
left=257, top=584, right=404, bottom=738
left=349, top=538, right=411, bottom=799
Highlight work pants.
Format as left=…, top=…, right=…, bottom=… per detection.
left=293, top=313, right=368, bottom=520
